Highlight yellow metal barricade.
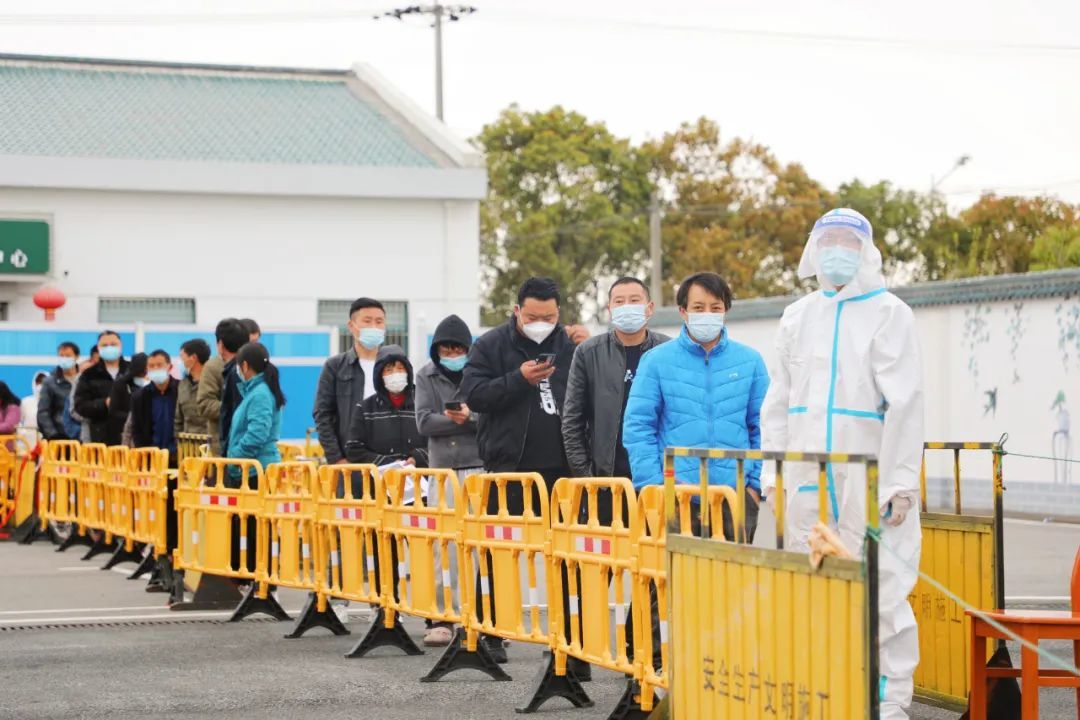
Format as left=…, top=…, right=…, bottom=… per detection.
left=315, top=464, right=384, bottom=605
left=174, top=456, right=264, bottom=580
left=0, top=437, right=15, bottom=526
left=38, top=440, right=81, bottom=530
left=177, top=433, right=212, bottom=464
left=103, top=446, right=131, bottom=545
left=549, top=477, right=639, bottom=680
left=634, top=482, right=740, bottom=713
left=911, top=440, right=1005, bottom=710
left=128, top=448, right=169, bottom=555
left=255, top=461, right=345, bottom=637
left=665, top=447, right=880, bottom=720
left=3, top=436, right=40, bottom=540
left=76, top=443, right=108, bottom=534
left=462, top=472, right=552, bottom=649
left=276, top=443, right=303, bottom=462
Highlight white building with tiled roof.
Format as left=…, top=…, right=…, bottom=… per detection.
left=0, top=53, right=486, bottom=359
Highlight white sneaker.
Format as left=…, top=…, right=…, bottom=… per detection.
left=332, top=603, right=350, bottom=625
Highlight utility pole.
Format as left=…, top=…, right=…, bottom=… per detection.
left=375, top=4, right=477, bottom=122
left=649, top=191, right=663, bottom=304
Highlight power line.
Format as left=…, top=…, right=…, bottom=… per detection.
left=373, top=5, right=477, bottom=121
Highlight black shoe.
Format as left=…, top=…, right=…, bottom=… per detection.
left=483, top=634, right=508, bottom=664
left=567, top=657, right=592, bottom=682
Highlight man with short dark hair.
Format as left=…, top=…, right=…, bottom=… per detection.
left=623, top=271, right=770, bottom=542
left=38, top=341, right=81, bottom=440
left=313, top=298, right=404, bottom=467
left=131, top=349, right=180, bottom=467
left=175, top=338, right=211, bottom=439
left=197, top=319, right=248, bottom=455
left=74, top=330, right=130, bottom=444
left=563, top=276, right=669, bottom=485
left=240, top=318, right=261, bottom=343
left=461, top=277, right=580, bottom=667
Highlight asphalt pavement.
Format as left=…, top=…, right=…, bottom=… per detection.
left=0, top=517, right=1076, bottom=719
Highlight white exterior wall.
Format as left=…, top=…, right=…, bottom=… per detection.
left=0, top=188, right=480, bottom=363
left=654, top=293, right=1080, bottom=484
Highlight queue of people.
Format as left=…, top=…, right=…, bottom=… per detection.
left=26, top=322, right=284, bottom=484
left=11, top=208, right=921, bottom=718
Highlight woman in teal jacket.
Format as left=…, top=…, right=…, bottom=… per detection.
left=226, top=342, right=285, bottom=486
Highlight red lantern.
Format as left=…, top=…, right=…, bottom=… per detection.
left=33, top=286, right=66, bottom=322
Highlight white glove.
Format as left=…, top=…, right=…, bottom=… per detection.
left=882, top=494, right=914, bottom=527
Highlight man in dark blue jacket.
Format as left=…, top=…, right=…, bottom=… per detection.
left=623, top=271, right=770, bottom=542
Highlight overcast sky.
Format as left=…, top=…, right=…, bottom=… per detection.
left=2, top=0, right=1079, bottom=206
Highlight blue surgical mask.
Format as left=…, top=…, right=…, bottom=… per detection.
left=99, top=345, right=121, bottom=362
left=819, top=246, right=862, bottom=287
left=236, top=365, right=245, bottom=380
left=133, top=377, right=150, bottom=388
left=358, top=327, right=385, bottom=350
left=440, top=355, right=468, bottom=372
left=57, top=356, right=76, bottom=371
left=148, top=369, right=170, bottom=386
left=176, top=363, right=189, bottom=380
left=687, top=312, right=725, bottom=344
left=611, top=304, right=648, bottom=334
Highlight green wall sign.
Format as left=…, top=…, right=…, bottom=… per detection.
left=0, top=220, right=50, bottom=275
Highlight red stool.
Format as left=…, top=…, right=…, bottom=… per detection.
left=967, top=547, right=1080, bottom=718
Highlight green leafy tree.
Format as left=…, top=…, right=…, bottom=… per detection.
left=476, top=105, right=652, bottom=324
left=950, top=194, right=1078, bottom=277
left=643, top=118, right=832, bottom=302
left=1031, top=224, right=1080, bottom=270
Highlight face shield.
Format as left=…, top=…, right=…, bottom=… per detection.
left=797, top=208, right=885, bottom=292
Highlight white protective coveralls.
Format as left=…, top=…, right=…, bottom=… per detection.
left=760, top=208, right=924, bottom=720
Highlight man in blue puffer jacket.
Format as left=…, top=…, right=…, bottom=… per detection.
left=623, top=271, right=770, bottom=541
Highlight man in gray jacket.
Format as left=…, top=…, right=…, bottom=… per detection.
left=414, top=313, right=481, bottom=647
left=562, top=277, right=669, bottom=495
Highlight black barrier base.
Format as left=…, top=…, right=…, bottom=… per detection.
left=605, top=679, right=651, bottom=720
left=169, top=571, right=244, bottom=611
left=228, top=585, right=292, bottom=622
left=345, top=608, right=424, bottom=658
left=125, top=551, right=156, bottom=579
left=82, top=536, right=117, bottom=562
left=515, top=651, right=594, bottom=714
left=12, top=515, right=47, bottom=545
left=420, top=627, right=513, bottom=683
left=141, top=556, right=172, bottom=592
left=102, top=541, right=145, bottom=570
left=284, top=592, right=350, bottom=639
left=56, top=530, right=95, bottom=553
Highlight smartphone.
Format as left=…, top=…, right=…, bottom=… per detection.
left=537, top=353, right=556, bottom=365
left=444, top=401, right=463, bottom=411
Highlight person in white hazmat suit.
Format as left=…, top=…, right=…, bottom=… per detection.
left=760, top=208, right=924, bottom=720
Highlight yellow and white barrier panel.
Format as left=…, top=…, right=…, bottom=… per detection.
left=255, top=461, right=343, bottom=638
left=67, top=443, right=112, bottom=558
left=0, top=435, right=17, bottom=530
left=912, top=440, right=1005, bottom=710
left=128, top=448, right=169, bottom=555
left=103, top=446, right=131, bottom=546
left=664, top=447, right=881, bottom=720
left=315, top=464, right=385, bottom=614
left=38, top=439, right=81, bottom=534
left=177, top=433, right=212, bottom=465
left=174, top=456, right=289, bottom=621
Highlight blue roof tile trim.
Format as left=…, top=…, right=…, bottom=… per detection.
left=649, top=269, right=1080, bottom=325
left=0, top=58, right=437, bottom=168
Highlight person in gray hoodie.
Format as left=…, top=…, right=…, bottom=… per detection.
left=414, top=314, right=481, bottom=647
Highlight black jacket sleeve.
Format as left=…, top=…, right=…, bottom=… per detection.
left=37, top=377, right=62, bottom=440
left=312, top=360, right=344, bottom=463
left=460, top=336, right=532, bottom=414
left=74, top=372, right=108, bottom=421
left=561, top=346, right=592, bottom=476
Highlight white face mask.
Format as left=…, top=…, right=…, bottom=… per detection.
left=521, top=321, right=555, bottom=344
left=383, top=372, right=408, bottom=394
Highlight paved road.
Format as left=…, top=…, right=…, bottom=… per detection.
left=1, top=518, right=1076, bottom=719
